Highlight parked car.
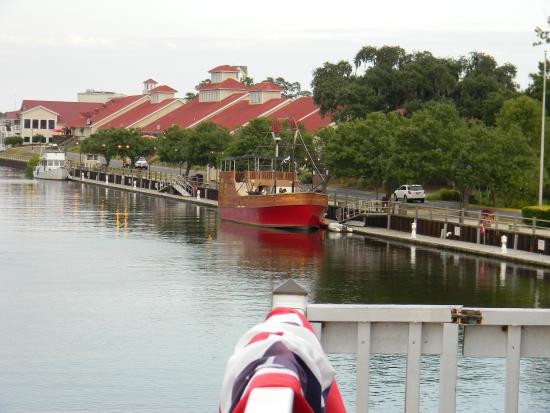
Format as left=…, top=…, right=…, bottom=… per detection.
left=393, top=184, right=425, bottom=203
left=134, top=157, right=148, bottom=170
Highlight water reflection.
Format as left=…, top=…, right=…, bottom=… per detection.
left=218, top=221, right=324, bottom=274
left=315, top=236, right=550, bottom=308
left=1, top=165, right=550, bottom=413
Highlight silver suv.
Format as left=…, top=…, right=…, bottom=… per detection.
left=393, top=184, right=425, bottom=203
left=134, top=157, right=148, bottom=170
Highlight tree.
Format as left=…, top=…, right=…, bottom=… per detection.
left=33, top=134, right=46, bottom=143
left=495, top=96, right=542, bottom=145
left=312, top=45, right=517, bottom=124
left=264, top=77, right=311, bottom=99
left=156, top=125, right=190, bottom=173
left=454, top=52, right=518, bottom=123
left=195, top=78, right=211, bottom=91
left=526, top=60, right=550, bottom=114
left=534, top=16, right=550, bottom=46
left=157, top=123, right=230, bottom=176
left=184, top=92, right=197, bottom=101
left=82, top=128, right=155, bottom=166
left=240, top=76, right=254, bottom=87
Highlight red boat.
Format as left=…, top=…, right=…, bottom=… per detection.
left=218, top=120, right=328, bottom=229
left=218, top=169, right=327, bottom=229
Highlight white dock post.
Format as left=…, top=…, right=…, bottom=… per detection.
left=197, top=189, right=201, bottom=199
left=272, top=279, right=307, bottom=313
left=501, top=235, right=508, bottom=253
left=106, top=174, right=109, bottom=184
left=411, top=219, right=417, bottom=239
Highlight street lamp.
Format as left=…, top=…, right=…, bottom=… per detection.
left=538, top=50, right=547, bottom=206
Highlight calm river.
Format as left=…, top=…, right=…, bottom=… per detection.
left=0, top=165, right=549, bottom=412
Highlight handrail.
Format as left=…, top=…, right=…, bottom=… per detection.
left=327, top=192, right=550, bottom=238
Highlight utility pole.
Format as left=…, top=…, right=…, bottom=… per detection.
left=539, top=50, right=547, bottom=206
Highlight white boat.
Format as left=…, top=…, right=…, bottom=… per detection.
left=327, top=222, right=353, bottom=233
left=33, top=151, right=68, bottom=180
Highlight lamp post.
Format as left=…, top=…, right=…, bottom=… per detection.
left=538, top=50, right=547, bottom=206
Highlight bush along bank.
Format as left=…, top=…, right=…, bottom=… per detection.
left=522, top=205, right=550, bottom=227
left=25, top=155, right=39, bottom=178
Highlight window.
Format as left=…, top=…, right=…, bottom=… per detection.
left=24, top=136, right=30, bottom=142
left=24, top=119, right=30, bottom=128
left=40, top=120, right=47, bottom=129
left=32, top=119, right=38, bottom=129
left=250, top=92, right=261, bottom=104
left=48, top=120, right=55, bottom=129
left=212, top=73, right=222, bottom=83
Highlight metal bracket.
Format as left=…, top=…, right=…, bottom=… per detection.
left=451, top=308, right=482, bottom=325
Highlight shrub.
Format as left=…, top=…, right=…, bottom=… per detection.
left=522, top=205, right=550, bottom=227
left=427, top=188, right=461, bottom=202
left=440, top=189, right=461, bottom=202
left=25, top=154, right=39, bottom=178
left=5, top=136, right=23, bottom=146
left=33, top=135, right=46, bottom=143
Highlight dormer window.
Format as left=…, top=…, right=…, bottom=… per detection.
left=212, top=73, right=222, bottom=83
left=250, top=91, right=262, bottom=104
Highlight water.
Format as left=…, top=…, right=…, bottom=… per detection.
left=0, top=165, right=549, bottom=412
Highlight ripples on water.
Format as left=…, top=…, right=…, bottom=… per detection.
left=0, top=166, right=549, bottom=412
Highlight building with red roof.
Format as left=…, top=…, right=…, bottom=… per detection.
left=11, top=66, right=332, bottom=145
left=99, top=98, right=184, bottom=130
left=18, top=100, right=104, bottom=143
left=142, top=93, right=248, bottom=133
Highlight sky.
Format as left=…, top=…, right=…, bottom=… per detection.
left=0, top=0, right=548, bottom=111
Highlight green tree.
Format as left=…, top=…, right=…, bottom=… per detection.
left=264, top=77, right=311, bottom=98
left=241, top=76, right=254, bottom=87
left=526, top=60, right=550, bottom=114
left=495, top=95, right=542, bottom=145
left=158, top=123, right=230, bottom=176
left=454, top=52, right=518, bottom=123
left=82, top=128, right=155, bottom=166
left=184, top=92, right=197, bottom=101
left=534, top=16, right=550, bottom=46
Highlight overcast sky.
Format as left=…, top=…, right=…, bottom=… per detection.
left=0, top=0, right=548, bottom=111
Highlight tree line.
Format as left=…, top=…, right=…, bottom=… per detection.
left=311, top=39, right=549, bottom=207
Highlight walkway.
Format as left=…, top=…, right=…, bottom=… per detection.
left=351, top=225, right=550, bottom=268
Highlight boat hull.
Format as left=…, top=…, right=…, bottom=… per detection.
left=220, top=203, right=326, bottom=229
left=33, top=167, right=68, bottom=180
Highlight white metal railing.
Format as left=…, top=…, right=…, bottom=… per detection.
left=306, top=304, right=550, bottom=413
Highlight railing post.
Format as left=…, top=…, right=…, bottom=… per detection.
left=272, top=279, right=307, bottom=313
left=505, top=326, right=521, bottom=413
left=356, top=322, right=371, bottom=413
left=477, top=211, right=481, bottom=244
left=405, top=322, right=422, bottom=413
left=439, top=323, right=458, bottom=413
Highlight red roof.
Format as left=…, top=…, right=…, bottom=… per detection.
left=149, top=85, right=178, bottom=93
left=89, top=95, right=146, bottom=124
left=99, top=99, right=178, bottom=129
left=208, top=65, right=239, bottom=73
left=143, top=78, right=157, bottom=84
left=208, top=98, right=287, bottom=132
left=269, top=97, right=332, bottom=133
left=199, top=78, right=248, bottom=91
left=5, top=110, right=20, bottom=120
left=20, top=100, right=103, bottom=127
left=249, top=82, right=283, bottom=91
left=141, top=93, right=246, bottom=133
